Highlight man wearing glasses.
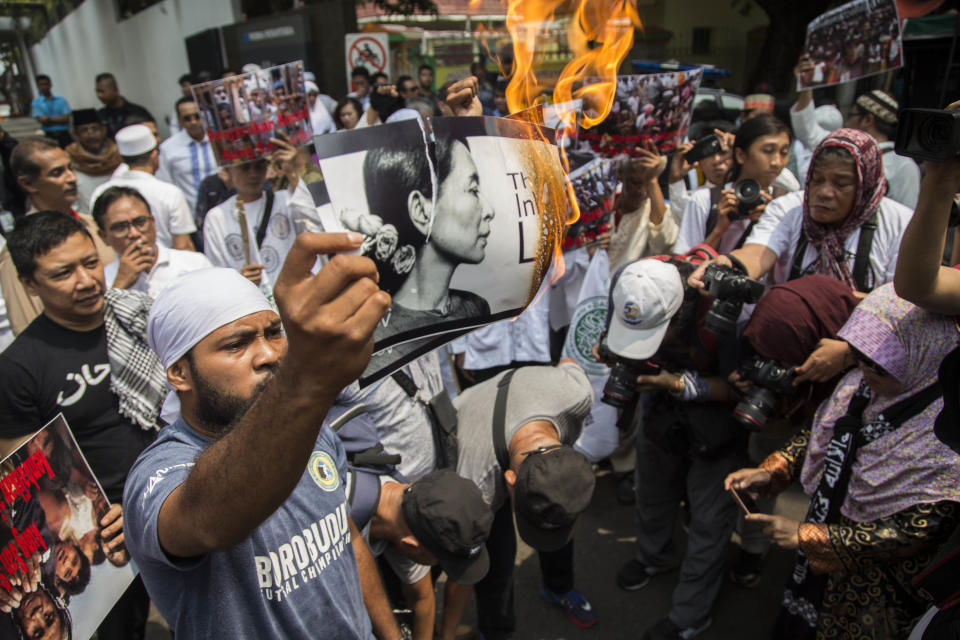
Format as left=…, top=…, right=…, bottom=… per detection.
left=92, top=185, right=211, bottom=297
left=92, top=125, right=197, bottom=252
left=791, top=55, right=920, bottom=208
left=157, top=97, right=218, bottom=213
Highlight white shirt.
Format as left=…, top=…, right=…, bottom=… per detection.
left=745, top=190, right=911, bottom=289
left=104, top=244, right=212, bottom=298
left=90, top=169, right=196, bottom=249
left=674, top=184, right=755, bottom=255
left=549, top=247, right=590, bottom=331
left=451, top=286, right=552, bottom=370
left=790, top=101, right=920, bottom=209
left=156, top=130, right=217, bottom=212
left=74, top=171, right=111, bottom=215
left=0, top=236, right=12, bottom=354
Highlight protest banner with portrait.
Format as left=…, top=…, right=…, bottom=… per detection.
left=192, top=61, right=312, bottom=166
left=314, top=116, right=569, bottom=386
left=562, top=158, right=618, bottom=252
left=798, top=0, right=903, bottom=90
left=578, top=69, right=703, bottom=157
left=0, top=415, right=136, bottom=640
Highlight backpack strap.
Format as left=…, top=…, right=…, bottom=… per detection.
left=852, top=212, right=878, bottom=293
left=255, top=189, right=275, bottom=250
left=492, top=369, right=517, bottom=472
left=789, top=225, right=809, bottom=282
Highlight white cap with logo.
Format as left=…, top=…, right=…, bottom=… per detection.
left=605, top=259, right=685, bottom=361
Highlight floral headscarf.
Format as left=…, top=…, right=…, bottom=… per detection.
left=802, top=128, right=887, bottom=290
left=801, top=284, right=960, bottom=521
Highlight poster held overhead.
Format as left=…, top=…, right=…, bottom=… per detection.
left=0, top=414, right=136, bottom=640
left=797, top=0, right=903, bottom=90
left=562, top=157, right=618, bottom=252
left=191, top=61, right=312, bottom=166
left=314, top=116, right=569, bottom=387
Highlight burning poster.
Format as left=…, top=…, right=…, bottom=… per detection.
left=314, top=116, right=568, bottom=387
left=798, top=0, right=903, bottom=90
left=562, top=157, right=618, bottom=252
left=578, top=69, right=703, bottom=157
left=191, top=61, right=312, bottom=166
left=0, top=415, right=136, bottom=640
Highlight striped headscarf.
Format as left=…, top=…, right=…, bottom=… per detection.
left=801, top=128, right=887, bottom=290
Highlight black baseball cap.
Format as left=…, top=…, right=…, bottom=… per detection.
left=513, top=445, right=595, bottom=552
left=401, top=469, right=493, bottom=585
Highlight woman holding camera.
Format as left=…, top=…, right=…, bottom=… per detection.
left=725, top=284, right=960, bottom=640
left=674, top=114, right=792, bottom=254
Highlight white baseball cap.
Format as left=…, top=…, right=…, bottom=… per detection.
left=115, top=124, right=157, bottom=157
left=605, top=259, right=684, bottom=361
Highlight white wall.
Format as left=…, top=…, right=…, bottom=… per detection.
left=29, top=0, right=238, bottom=137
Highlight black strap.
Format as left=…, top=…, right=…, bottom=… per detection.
left=255, top=189, right=275, bottom=250
left=703, top=186, right=723, bottom=239
left=788, top=212, right=878, bottom=292
left=391, top=370, right=419, bottom=398
left=492, top=370, right=516, bottom=472
left=880, top=382, right=941, bottom=429
left=733, top=221, right=756, bottom=251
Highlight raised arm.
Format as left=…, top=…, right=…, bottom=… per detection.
left=156, top=232, right=391, bottom=557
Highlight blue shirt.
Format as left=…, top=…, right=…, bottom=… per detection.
left=30, top=94, right=71, bottom=132
left=123, top=417, right=374, bottom=640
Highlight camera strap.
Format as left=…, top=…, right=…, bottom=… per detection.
left=703, top=187, right=723, bottom=239
left=788, top=212, right=878, bottom=292
left=255, top=189, right=276, bottom=250
left=492, top=369, right=517, bottom=472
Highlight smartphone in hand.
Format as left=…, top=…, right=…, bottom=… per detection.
left=729, top=487, right=755, bottom=515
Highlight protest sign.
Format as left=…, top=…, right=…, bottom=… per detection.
left=562, top=157, right=618, bottom=252
left=798, top=0, right=903, bottom=90
left=314, top=116, right=568, bottom=387
left=192, top=61, right=312, bottom=166
left=0, top=415, right=136, bottom=640
left=578, top=69, right=703, bottom=156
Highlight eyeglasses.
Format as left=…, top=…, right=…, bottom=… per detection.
left=520, top=443, right=563, bottom=458
left=851, top=348, right=890, bottom=377
left=108, top=216, right=153, bottom=237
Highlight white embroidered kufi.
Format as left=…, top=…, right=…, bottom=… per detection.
left=147, top=268, right=275, bottom=370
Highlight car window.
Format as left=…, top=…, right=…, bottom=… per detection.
left=693, top=94, right=715, bottom=109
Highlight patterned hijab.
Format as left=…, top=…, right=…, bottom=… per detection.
left=802, top=284, right=960, bottom=521
left=801, top=128, right=886, bottom=290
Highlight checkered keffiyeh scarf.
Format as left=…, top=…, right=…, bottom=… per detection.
left=801, top=128, right=886, bottom=290
left=104, top=289, right=167, bottom=431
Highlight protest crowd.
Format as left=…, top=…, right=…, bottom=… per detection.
left=0, top=8, right=958, bottom=640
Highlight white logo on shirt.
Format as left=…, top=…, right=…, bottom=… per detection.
left=56, top=364, right=111, bottom=407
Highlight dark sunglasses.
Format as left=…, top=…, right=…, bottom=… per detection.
left=851, top=348, right=890, bottom=377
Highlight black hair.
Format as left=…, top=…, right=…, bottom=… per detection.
left=333, top=97, right=363, bottom=129
left=57, top=542, right=92, bottom=597
left=418, top=64, right=434, bottom=74
left=121, top=149, right=155, bottom=168
left=809, top=145, right=855, bottom=175
left=726, top=113, right=790, bottom=183
left=657, top=258, right=702, bottom=368
left=361, top=131, right=469, bottom=292
left=178, top=73, right=194, bottom=85
left=91, top=185, right=152, bottom=230
left=95, top=72, right=116, bottom=85
left=175, top=95, right=196, bottom=116
left=122, top=113, right=156, bottom=127
left=8, top=210, right=93, bottom=280
left=396, top=74, right=414, bottom=87
left=35, top=74, right=51, bottom=84
left=373, top=72, right=389, bottom=83
left=10, top=137, right=60, bottom=182
left=351, top=66, right=371, bottom=79
left=493, top=79, right=508, bottom=95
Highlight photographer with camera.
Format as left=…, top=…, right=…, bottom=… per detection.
left=666, top=124, right=735, bottom=221
left=725, top=284, right=960, bottom=639
left=603, top=259, right=744, bottom=640
left=674, top=115, right=791, bottom=255
left=690, top=128, right=913, bottom=384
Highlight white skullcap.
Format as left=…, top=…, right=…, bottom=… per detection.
left=815, top=105, right=843, bottom=132
left=115, top=124, right=157, bottom=157
left=305, top=80, right=320, bottom=94
left=147, top=268, right=275, bottom=370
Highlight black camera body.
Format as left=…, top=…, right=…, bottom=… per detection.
left=685, top=133, right=723, bottom=164
left=598, top=340, right=661, bottom=409
left=733, top=357, right=798, bottom=431
left=701, top=264, right=765, bottom=335
left=731, top=178, right=763, bottom=220
left=895, top=108, right=960, bottom=162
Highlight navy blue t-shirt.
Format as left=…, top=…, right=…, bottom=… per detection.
left=122, top=417, right=374, bottom=639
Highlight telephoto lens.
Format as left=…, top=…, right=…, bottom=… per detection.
left=732, top=357, right=798, bottom=431
left=733, top=178, right=762, bottom=219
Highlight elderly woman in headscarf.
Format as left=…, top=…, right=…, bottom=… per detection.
left=726, top=284, right=960, bottom=640
left=691, top=128, right=914, bottom=384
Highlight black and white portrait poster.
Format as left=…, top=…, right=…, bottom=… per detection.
left=0, top=415, right=136, bottom=640
left=192, top=61, right=312, bottom=166
left=579, top=69, right=703, bottom=156
left=798, top=0, right=903, bottom=90
left=562, top=157, right=618, bottom=252
left=314, top=116, right=568, bottom=386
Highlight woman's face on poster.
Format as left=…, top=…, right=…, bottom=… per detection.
left=429, top=141, right=494, bottom=265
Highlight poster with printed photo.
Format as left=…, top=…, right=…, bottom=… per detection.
left=192, top=61, right=312, bottom=166
left=314, top=116, right=568, bottom=387
left=562, top=157, right=618, bottom=252
left=0, top=415, right=136, bottom=640
left=798, top=0, right=903, bottom=90
left=578, top=69, right=703, bottom=157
